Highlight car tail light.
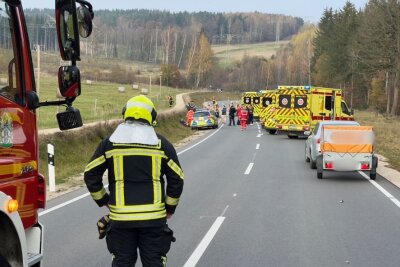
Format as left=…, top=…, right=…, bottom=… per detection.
left=361, top=163, right=370, bottom=170
left=325, top=162, right=333, bottom=169
left=317, top=138, right=321, bottom=144
left=37, top=174, right=46, bottom=209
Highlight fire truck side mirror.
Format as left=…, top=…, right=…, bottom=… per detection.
left=56, top=0, right=80, bottom=61
left=57, top=106, right=83, bottom=130
left=56, top=0, right=93, bottom=61
left=58, top=66, right=81, bottom=98
left=77, top=4, right=93, bottom=38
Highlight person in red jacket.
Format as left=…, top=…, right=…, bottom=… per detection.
left=186, top=109, right=194, bottom=126
left=236, top=104, right=242, bottom=126
left=240, top=107, right=249, bottom=130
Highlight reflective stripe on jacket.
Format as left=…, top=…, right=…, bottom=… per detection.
left=84, top=134, right=184, bottom=227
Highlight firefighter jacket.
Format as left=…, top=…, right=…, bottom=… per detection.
left=84, top=124, right=184, bottom=228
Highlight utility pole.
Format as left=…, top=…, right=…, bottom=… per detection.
left=149, top=75, right=152, bottom=95
left=159, top=74, right=162, bottom=96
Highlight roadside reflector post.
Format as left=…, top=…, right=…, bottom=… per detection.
left=47, top=144, right=56, bottom=192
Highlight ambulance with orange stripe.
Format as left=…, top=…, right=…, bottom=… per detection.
left=241, top=91, right=262, bottom=121
left=259, top=89, right=278, bottom=135
left=275, top=86, right=354, bottom=138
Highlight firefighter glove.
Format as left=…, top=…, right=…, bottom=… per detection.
left=97, top=214, right=110, bottom=239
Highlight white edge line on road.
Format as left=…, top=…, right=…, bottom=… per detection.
left=358, top=171, right=400, bottom=209
left=244, top=163, right=254, bottom=175
left=256, top=144, right=260, bottom=150
left=39, top=184, right=110, bottom=217
left=178, top=124, right=224, bottom=155
left=183, top=217, right=226, bottom=267
left=39, top=193, right=89, bottom=216
left=40, top=126, right=224, bottom=217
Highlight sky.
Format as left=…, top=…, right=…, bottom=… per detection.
left=23, top=0, right=369, bottom=22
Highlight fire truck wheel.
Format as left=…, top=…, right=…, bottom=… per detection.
left=268, top=130, right=276, bottom=135
left=0, top=255, right=11, bottom=267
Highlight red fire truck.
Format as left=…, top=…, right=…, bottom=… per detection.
left=0, top=1, right=93, bottom=266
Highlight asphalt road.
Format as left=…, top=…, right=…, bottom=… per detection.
left=40, top=122, right=400, bottom=267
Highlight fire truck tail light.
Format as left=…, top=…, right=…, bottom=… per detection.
left=37, top=175, right=46, bottom=209
left=7, top=199, right=19, bottom=213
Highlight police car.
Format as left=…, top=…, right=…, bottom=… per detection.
left=190, top=109, right=218, bottom=130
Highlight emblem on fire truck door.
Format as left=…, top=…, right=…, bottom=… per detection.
left=0, top=112, right=13, bottom=148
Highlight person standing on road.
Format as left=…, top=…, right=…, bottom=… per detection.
left=221, top=105, right=227, bottom=124
left=228, top=103, right=236, bottom=126
left=248, top=106, right=254, bottom=125
left=84, top=95, right=184, bottom=267
left=240, top=107, right=249, bottom=130
left=236, top=104, right=242, bottom=126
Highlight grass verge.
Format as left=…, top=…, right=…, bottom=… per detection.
left=39, top=111, right=192, bottom=184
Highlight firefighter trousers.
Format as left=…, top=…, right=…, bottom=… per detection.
left=106, top=225, right=173, bottom=267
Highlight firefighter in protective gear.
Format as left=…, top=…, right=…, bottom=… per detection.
left=84, top=95, right=184, bottom=267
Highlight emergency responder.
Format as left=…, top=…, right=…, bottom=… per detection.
left=228, top=103, right=236, bottom=126
left=84, top=95, right=184, bottom=267
left=186, top=108, right=194, bottom=127
left=240, top=107, right=249, bottom=130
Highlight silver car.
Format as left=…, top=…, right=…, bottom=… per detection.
left=305, top=120, right=360, bottom=169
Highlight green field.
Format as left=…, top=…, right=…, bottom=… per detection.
left=36, top=73, right=189, bottom=129
left=212, top=41, right=289, bottom=67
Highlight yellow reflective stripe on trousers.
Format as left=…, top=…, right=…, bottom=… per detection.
left=110, top=210, right=167, bottom=221
left=109, top=203, right=165, bottom=213
left=167, top=160, right=184, bottom=179
left=114, top=155, right=125, bottom=206
left=166, top=196, right=179, bottom=206
left=91, top=187, right=107, bottom=200
left=105, top=148, right=166, bottom=159
left=85, top=156, right=106, bottom=172
left=152, top=155, right=162, bottom=204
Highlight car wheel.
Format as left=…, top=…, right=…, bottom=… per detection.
left=305, top=146, right=310, bottom=162
left=310, top=155, right=317, bottom=169
left=316, top=155, right=323, bottom=179
left=370, top=172, right=376, bottom=180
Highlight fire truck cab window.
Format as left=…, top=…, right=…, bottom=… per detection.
left=0, top=3, right=19, bottom=103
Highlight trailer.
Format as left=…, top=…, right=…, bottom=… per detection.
left=316, top=125, right=378, bottom=179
